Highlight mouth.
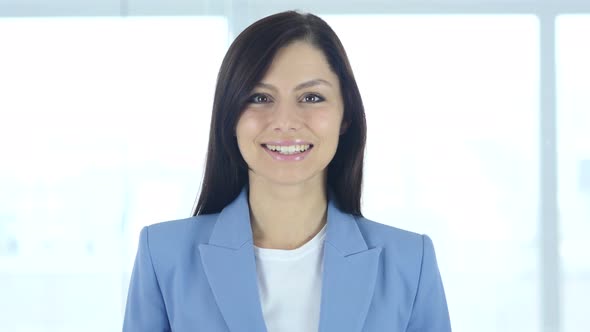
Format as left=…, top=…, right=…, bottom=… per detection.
left=262, top=143, right=313, bottom=154
left=261, top=143, right=314, bottom=161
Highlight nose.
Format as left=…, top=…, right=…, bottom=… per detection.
left=271, top=101, right=302, bottom=132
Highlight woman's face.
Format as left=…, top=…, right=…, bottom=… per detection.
left=236, top=41, right=345, bottom=187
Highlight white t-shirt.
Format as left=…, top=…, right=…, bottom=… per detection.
left=253, top=223, right=327, bottom=332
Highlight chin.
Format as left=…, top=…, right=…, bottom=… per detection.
left=250, top=168, right=325, bottom=187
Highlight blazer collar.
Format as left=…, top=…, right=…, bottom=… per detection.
left=199, top=186, right=382, bottom=332
left=207, top=186, right=369, bottom=255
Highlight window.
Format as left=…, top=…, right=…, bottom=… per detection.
left=556, top=14, right=590, bottom=332
left=0, top=16, right=228, bottom=331
left=325, top=15, right=540, bottom=332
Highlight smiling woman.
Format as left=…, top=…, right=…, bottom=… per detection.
left=237, top=41, right=344, bottom=189
left=123, top=10, right=451, bottom=332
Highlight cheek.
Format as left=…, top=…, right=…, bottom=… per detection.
left=309, top=111, right=344, bottom=139
left=236, top=114, right=256, bottom=138
left=236, top=113, right=264, bottom=153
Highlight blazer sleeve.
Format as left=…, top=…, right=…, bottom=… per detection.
left=123, top=226, right=171, bottom=332
left=405, top=235, right=452, bottom=332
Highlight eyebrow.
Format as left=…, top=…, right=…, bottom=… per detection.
left=255, top=79, right=333, bottom=92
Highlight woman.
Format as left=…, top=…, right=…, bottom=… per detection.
left=123, top=10, right=451, bottom=332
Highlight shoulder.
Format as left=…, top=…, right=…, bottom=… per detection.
left=354, top=216, right=426, bottom=251
left=140, top=213, right=219, bottom=260
left=352, top=219, right=451, bottom=329
left=353, top=216, right=436, bottom=272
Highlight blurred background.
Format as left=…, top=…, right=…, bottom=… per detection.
left=0, top=0, right=588, bottom=331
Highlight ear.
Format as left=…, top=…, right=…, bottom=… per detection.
left=339, top=120, right=350, bottom=135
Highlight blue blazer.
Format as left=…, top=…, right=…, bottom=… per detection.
left=123, top=188, right=451, bottom=331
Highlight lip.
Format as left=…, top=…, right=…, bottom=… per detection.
left=261, top=143, right=314, bottom=161
left=261, top=139, right=313, bottom=146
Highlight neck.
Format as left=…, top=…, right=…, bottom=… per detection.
left=247, top=175, right=328, bottom=250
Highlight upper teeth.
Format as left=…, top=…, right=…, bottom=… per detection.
left=265, top=144, right=311, bottom=154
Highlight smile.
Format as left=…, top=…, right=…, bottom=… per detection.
left=264, top=144, right=312, bottom=155
left=261, top=143, right=314, bottom=161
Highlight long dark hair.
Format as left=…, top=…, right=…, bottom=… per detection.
left=192, top=10, right=367, bottom=217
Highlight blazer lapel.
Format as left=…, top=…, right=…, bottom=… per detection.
left=198, top=188, right=268, bottom=332
left=198, top=187, right=382, bottom=332
left=318, top=196, right=383, bottom=332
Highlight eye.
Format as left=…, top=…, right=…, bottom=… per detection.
left=248, top=93, right=272, bottom=104
left=301, top=93, right=324, bottom=103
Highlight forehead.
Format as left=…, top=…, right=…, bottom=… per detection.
left=261, top=41, right=338, bottom=84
